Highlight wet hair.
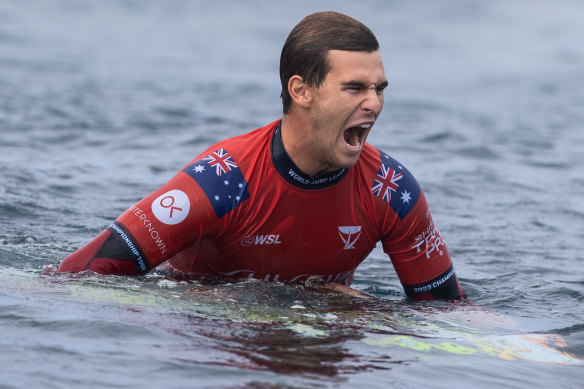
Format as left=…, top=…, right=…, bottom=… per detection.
left=280, top=11, right=379, bottom=114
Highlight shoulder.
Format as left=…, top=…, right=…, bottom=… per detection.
left=176, top=120, right=279, bottom=218
left=197, top=119, right=279, bottom=161
left=358, top=143, right=422, bottom=220
left=179, top=120, right=279, bottom=175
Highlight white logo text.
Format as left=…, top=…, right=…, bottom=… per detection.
left=241, top=234, right=282, bottom=246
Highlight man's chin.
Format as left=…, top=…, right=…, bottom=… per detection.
left=336, top=152, right=362, bottom=170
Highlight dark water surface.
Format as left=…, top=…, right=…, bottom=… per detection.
left=1, top=1, right=583, bottom=388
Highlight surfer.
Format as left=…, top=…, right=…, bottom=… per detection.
left=58, top=11, right=464, bottom=301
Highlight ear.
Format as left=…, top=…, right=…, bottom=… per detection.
left=288, top=75, right=312, bottom=109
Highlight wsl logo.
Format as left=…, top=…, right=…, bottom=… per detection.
left=338, top=226, right=361, bottom=250
left=241, top=234, right=282, bottom=246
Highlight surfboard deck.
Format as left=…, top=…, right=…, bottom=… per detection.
left=3, top=266, right=582, bottom=366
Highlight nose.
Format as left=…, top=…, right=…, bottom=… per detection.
left=362, top=87, right=383, bottom=115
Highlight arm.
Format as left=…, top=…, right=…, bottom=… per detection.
left=58, top=224, right=149, bottom=275
left=373, top=149, right=464, bottom=301
left=58, top=162, right=220, bottom=276
left=383, top=190, right=464, bottom=301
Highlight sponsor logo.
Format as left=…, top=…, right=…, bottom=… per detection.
left=290, top=270, right=354, bottom=285
left=287, top=168, right=345, bottom=186
left=240, top=234, right=282, bottom=246
left=129, top=205, right=168, bottom=255
left=412, top=267, right=455, bottom=294
left=108, top=222, right=148, bottom=272
left=338, top=226, right=361, bottom=250
left=411, top=220, right=445, bottom=260
left=151, top=189, right=190, bottom=225
left=213, top=270, right=354, bottom=285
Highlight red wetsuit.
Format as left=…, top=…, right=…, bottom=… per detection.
left=59, top=119, right=464, bottom=300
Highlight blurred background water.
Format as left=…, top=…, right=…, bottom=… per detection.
left=1, top=0, right=583, bottom=388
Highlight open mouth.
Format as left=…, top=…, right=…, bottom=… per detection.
left=343, top=123, right=370, bottom=148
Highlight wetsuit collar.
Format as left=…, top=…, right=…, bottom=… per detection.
left=271, top=121, right=348, bottom=190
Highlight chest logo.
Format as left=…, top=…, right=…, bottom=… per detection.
left=338, top=226, right=362, bottom=250
left=241, top=234, right=282, bottom=246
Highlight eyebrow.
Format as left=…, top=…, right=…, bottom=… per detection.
left=342, top=80, right=389, bottom=90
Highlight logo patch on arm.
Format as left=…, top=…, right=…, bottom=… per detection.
left=107, top=221, right=150, bottom=274
left=151, top=189, right=190, bottom=225
left=371, top=150, right=421, bottom=219
left=182, top=148, right=250, bottom=218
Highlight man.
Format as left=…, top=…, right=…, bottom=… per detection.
left=58, top=11, right=464, bottom=300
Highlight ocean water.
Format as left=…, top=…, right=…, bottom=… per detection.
left=1, top=0, right=583, bottom=388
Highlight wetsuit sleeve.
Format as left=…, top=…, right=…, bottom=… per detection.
left=58, top=160, right=221, bottom=275
left=374, top=150, right=464, bottom=300
left=382, top=190, right=464, bottom=300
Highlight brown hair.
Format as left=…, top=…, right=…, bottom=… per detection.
left=280, top=11, right=379, bottom=114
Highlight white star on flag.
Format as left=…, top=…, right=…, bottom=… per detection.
left=400, top=190, right=411, bottom=204
left=193, top=165, right=205, bottom=173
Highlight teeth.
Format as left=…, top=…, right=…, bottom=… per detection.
left=359, top=124, right=371, bottom=129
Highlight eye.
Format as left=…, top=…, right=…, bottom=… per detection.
left=342, top=83, right=367, bottom=93
left=345, top=86, right=362, bottom=93
left=375, top=82, right=389, bottom=95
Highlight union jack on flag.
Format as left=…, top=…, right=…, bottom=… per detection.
left=203, top=148, right=238, bottom=176
left=372, top=149, right=421, bottom=219
left=183, top=147, right=250, bottom=218
left=371, top=163, right=403, bottom=203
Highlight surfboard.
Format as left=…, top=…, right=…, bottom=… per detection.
left=359, top=321, right=582, bottom=365
left=282, top=300, right=582, bottom=365
left=3, top=266, right=582, bottom=366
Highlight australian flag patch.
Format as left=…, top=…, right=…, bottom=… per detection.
left=183, top=148, right=250, bottom=218
left=371, top=149, right=420, bottom=219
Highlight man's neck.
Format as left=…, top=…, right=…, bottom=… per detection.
left=271, top=121, right=347, bottom=190
left=280, top=115, right=334, bottom=177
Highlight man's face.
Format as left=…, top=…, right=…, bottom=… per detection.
left=306, top=49, right=387, bottom=175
